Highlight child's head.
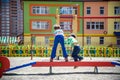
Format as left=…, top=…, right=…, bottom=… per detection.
left=70, top=33, right=76, bottom=38
left=53, top=24, right=61, bottom=30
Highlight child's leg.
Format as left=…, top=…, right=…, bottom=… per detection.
left=72, top=46, right=80, bottom=61
left=75, top=46, right=83, bottom=61
left=72, top=46, right=80, bottom=69
left=50, top=36, right=59, bottom=59
left=59, top=35, right=68, bottom=58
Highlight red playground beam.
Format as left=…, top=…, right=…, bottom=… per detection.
left=32, top=61, right=115, bottom=67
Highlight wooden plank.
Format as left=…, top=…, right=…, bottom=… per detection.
left=32, top=61, right=115, bottom=67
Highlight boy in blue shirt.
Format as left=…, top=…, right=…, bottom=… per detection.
left=50, top=24, right=68, bottom=62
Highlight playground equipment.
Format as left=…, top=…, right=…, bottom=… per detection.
left=0, top=56, right=10, bottom=78
left=0, top=56, right=120, bottom=78
left=32, top=61, right=116, bottom=74
left=6, top=62, right=36, bottom=72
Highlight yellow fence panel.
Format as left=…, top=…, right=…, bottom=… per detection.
left=0, top=45, right=120, bottom=58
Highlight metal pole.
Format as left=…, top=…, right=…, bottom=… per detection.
left=49, top=66, right=52, bottom=74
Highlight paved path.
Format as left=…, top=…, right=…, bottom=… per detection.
left=1, top=57, right=120, bottom=80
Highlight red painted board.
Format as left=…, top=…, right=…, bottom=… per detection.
left=32, top=61, right=115, bottom=67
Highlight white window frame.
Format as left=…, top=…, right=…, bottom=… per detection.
left=32, top=6, right=49, bottom=14
left=114, top=7, right=120, bottom=15
left=86, top=22, right=104, bottom=30
left=60, top=7, right=77, bottom=14
left=114, top=22, right=120, bottom=30
left=99, top=37, right=104, bottom=44
left=86, top=7, right=91, bottom=15
left=86, top=36, right=91, bottom=45
left=32, top=21, right=49, bottom=30
left=100, top=7, right=104, bottom=15
left=60, top=21, right=72, bottom=31
left=45, top=36, right=49, bottom=45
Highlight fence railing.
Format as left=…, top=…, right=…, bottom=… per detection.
left=0, top=45, right=120, bottom=57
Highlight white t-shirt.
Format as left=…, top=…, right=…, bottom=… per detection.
left=54, top=29, right=64, bottom=36
left=65, top=36, right=79, bottom=47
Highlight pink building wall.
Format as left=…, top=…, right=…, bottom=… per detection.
left=84, top=2, right=108, bottom=34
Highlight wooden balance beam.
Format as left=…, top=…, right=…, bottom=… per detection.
left=32, top=61, right=115, bottom=74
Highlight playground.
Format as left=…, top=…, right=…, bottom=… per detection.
left=0, top=0, right=120, bottom=80
left=0, top=57, right=120, bottom=80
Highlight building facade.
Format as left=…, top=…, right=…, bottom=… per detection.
left=0, top=0, right=23, bottom=44
left=23, top=1, right=83, bottom=46
left=23, top=1, right=120, bottom=47
left=108, top=1, right=120, bottom=47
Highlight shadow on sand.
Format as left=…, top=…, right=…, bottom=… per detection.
left=3, top=72, right=120, bottom=76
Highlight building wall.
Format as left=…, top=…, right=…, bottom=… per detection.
left=108, top=1, right=120, bottom=46
left=108, top=1, right=120, bottom=16
left=0, top=0, right=23, bottom=45
left=84, top=2, right=108, bottom=34
left=23, top=1, right=83, bottom=45
left=23, top=1, right=120, bottom=47
left=82, top=1, right=120, bottom=47
left=108, top=1, right=120, bottom=34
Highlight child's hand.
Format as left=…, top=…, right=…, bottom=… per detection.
left=64, top=37, right=67, bottom=39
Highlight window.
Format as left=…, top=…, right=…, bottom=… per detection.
left=1, top=4, right=9, bottom=9
left=31, top=35, right=36, bottom=44
left=60, top=21, right=72, bottom=31
left=96, top=22, right=99, bottom=29
left=100, top=7, right=104, bottom=15
left=1, top=12, right=9, bottom=15
left=32, top=6, right=49, bottom=14
left=60, top=7, right=77, bottom=14
left=6, top=27, right=10, bottom=29
left=114, top=22, right=120, bottom=30
left=1, top=21, right=10, bottom=24
left=117, top=37, right=120, bottom=45
left=114, top=7, right=120, bottom=15
left=86, top=22, right=90, bottom=29
left=99, top=37, right=104, bottom=44
left=86, top=22, right=104, bottom=30
left=86, top=7, right=91, bottom=14
left=1, top=17, right=10, bottom=20
left=45, top=36, right=49, bottom=45
left=91, top=22, right=95, bottom=29
left=100, top=22, right=104, bottom=29
left=32, top=21, right=49, bottom=30
left=86, top=36, right=91, bottom=45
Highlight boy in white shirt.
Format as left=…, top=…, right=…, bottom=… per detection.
left=50, top=24, right=68, bottom=62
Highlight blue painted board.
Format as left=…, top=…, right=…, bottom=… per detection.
left=6, top=62, right=36, bottom=72
left=111, top=61, right=120, bottom=66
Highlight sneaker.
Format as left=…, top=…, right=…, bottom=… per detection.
left=50, top=58, right=53, bottom=62
left=79, top=57, right=83, bottom=61
left=65, top=58, right=68, bottom=62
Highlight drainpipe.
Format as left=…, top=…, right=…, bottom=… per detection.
left=82, top=2, right=84, bottom=47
